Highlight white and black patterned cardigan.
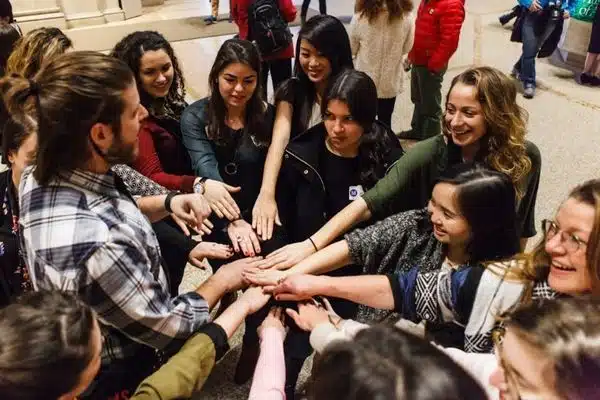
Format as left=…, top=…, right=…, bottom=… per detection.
left=386, top=264, right=558, bottom=353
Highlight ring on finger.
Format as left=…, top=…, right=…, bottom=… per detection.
left=236, top=236, right=243, bottom=242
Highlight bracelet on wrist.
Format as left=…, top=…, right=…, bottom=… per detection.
left=164, top=192, right=179, bottom=213
left=308, top=237, right=318, bottom=252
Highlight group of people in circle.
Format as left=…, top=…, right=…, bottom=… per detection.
left=0, top=7, right=599, bottom=400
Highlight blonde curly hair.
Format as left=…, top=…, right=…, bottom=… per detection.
left=443, top=66, right=532, bottom=199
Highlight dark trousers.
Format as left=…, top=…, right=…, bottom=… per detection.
left=409, top=65, right=446, bottom=140
left=377, top=97, right=396, bottom=130
left=153, top=218, right=195, bottom=296
left=261, top=58, right=293, bottom=99
left=301, top=0, right=326, bottom=21
left=514, top=10, right=558, bottom=87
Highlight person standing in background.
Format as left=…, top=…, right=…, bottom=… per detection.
left=231, top=0, right=296, bottom=98
left=301, top=0, right=326, bottom=24
left=397, top=0, right=465, bottom=141
left=512, top=0, right=574, bottom=98
left=350, top=0, right=414, bottom=130
left=579, top=1, right=600, bottom=86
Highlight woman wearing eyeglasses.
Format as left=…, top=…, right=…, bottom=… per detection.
left=252, top=178, right=600, bottom=356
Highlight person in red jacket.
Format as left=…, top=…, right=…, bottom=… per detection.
left=398, top=0, right=465, bottom=141
left=231, top=0, right=297, bottom=98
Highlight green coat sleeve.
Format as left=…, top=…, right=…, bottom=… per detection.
left=362, top=135, right=447, bottom=219
left=130, top=323, right=229, bottom=400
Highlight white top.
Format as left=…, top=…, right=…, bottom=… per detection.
left=308, top=101, right=322, bottom=130
left=349, top=10, right=415, bottom=99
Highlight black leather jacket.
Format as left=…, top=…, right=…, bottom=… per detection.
left=276, top=122, right=404, bottom=243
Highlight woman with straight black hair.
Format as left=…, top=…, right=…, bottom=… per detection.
left=181, top=38, right=286, bottom=258
left=309, top=324, right=488, bottom=400
left=252, top=15, right=354, bottom=242
left=242, top=69, right=403, bottom=397
left=246, top=164, right=519, bottom=347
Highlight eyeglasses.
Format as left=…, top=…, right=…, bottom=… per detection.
left=542, top=219, right=587, bottom=253
left=492, top=326, right=522, bottom=400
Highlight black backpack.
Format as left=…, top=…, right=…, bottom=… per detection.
left=248, top=0, right=293, bottom=56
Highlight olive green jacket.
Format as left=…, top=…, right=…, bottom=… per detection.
left=130, top=323, right=229, bottom=399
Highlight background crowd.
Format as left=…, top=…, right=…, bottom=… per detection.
left=0, top=0, right=599, bottom=399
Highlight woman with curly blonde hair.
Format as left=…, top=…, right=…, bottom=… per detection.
left=5, top=27, right=72, bottom=78
left=260, top=66, right=541, bottom=271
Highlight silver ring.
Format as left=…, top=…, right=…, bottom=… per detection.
left=236, top=237, right=243, bottom=242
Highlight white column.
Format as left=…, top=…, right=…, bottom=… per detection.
left=12, top=0, right=66, bottom=32
left=60, top=0, right=105, bottom=28
left=99, top=0, right=125, bottom=23
left=121, top=0, right=143, bottom=19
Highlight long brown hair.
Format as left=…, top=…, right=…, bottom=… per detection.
left=443, top=67, right=532, bottom=199
left=5, top=27, right=72, bottom=79
left=0, top=51, right=134, bottom=185
left=355, top=0, right=413, bottom=23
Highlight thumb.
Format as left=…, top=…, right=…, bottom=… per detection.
left=275, top=211, right=282, bottom=226
left=225, top=184, right=242, bottom=193
left=188, top=255, right=207, bottom=269
left=285, top=308, right=301, bottom=323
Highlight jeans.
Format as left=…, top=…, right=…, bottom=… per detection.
left=514, top=10, right=558, bottom=87
left=261, top=58, right=293, bottom=99
left=377, top=97, right=397, bottom=130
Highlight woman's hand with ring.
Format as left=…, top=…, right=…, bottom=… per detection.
left=227, top=219, right=261, bottom=256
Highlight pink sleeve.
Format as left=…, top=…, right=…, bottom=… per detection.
left=248, top=327, right=286, bottom=400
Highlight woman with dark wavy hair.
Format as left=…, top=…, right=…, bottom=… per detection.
left=259, top=68, right=403, bottom=398
left=111, top=31, right=242, bottom=222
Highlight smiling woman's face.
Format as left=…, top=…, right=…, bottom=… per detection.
left=444, top=82, right=487, bottom=149
left=138, top=49, right=174, bottom=99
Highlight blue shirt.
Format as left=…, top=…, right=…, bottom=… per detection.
left=518, top=0, right=576, bottom=14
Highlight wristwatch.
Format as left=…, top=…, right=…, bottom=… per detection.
left=193, top=177, right=208, bottom=194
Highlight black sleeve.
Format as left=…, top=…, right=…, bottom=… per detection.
left=454, top=266, right=485, bottom=325
left=274, top=77, right=298, bottom=105
left=518, top=141, right=541, bottom=238
left=198, top=322, right=230, bottom=361
left=387, top=274, right=403, bottom=313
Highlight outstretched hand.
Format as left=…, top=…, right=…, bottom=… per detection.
left=286, top=298, right=338, bottom=332
left=271, top=274, right=323, bottom=301
left=257, top=240, right=315, bottom=270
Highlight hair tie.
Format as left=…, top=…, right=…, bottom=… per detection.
left=28, top=79, right=40, bottom=96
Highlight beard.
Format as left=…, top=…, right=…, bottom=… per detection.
left=104, top=133, right=138, bottom=166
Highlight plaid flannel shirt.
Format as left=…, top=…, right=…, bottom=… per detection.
left=19, top=167, right=210, bottom=365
